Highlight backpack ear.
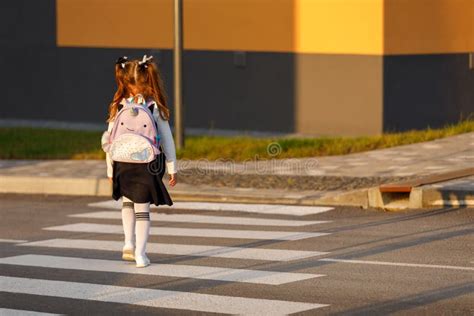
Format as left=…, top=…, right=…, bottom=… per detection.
left=147, top=102, right=156, bottom=113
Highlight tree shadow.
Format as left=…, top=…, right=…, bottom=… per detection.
left=332, top=282, right=474, bottom=316
left=439, top=177, right=474, bottom=208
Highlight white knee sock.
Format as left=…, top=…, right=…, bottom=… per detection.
left=121, top=196, right=136, bottom=249
left=134, top=202, right=151, bottom=258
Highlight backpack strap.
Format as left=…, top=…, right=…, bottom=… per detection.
left=145, top=100, right=159, bottom=130
left=117, top=98, right=127, bottom=112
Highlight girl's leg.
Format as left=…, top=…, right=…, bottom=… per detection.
left=121, top=196, right=136, bottom=260
left=134, top=202, right=151, bottom=267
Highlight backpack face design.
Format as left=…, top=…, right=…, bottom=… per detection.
left=105, top=100, right=161, bottom=163
left=114, top=106, right=156, bottom=143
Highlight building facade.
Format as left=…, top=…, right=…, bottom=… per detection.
left=1, top=0, right=473, bottom=136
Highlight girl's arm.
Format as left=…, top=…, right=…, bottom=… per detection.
left=105, top=121, right=114, bottom=178
left=153, top=105, right=177, bottom=174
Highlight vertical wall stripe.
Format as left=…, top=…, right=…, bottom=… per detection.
left=294, top=0, right=384, bottom=55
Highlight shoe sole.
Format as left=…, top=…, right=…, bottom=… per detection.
left=135, top=256, right=151, bottom=268
left=122, top=249, right=135, bottom=261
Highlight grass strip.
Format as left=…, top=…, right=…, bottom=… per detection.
left=0, top=119, right=472, bottom=161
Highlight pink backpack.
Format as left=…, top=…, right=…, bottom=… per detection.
left=102, top=99, right=161, bottom=163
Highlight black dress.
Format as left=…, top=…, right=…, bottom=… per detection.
left=112, top=150, right=173, bottom=206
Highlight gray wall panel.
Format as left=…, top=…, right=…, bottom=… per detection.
left=183, top=50, right=295, bottom=132
left=383, top=54, right=474, bottom=132
left=0, top=0, right=55, bottom=48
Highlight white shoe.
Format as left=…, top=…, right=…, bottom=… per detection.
left=135, top=254, right=150, bottom=268
left=122, top=246, right=135, bottom=261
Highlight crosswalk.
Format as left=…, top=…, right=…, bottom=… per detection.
left=0, top=201, right=334, bottom=314
left=43, top=223, right=331, bottom=240
left=0, top=254, right=324, bottom=285
left=0, top=276, right=328, bottom=315
left=69, top=211, right=331, bottom=226
left=89, top=200, right=335, bottom=216
left=18, top=238, right=329, bottom=261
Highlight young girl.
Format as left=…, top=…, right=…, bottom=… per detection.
left=105, top=55, right=177, bottom=268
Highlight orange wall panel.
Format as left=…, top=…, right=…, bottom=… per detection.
left=57, top=0, right=174, bottom=49
left=183, top=0, right=294, bottom=52
left=384, top=0, right=474, bottom=54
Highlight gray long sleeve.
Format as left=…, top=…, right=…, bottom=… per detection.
left=153, top=104, right=177, bottom=174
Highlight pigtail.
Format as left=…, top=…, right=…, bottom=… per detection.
left=146, top=61, right=170, bottom=120
left=107, top=58, right=129, bottom=122
left=135, top=55, right=170, bottom=120
left=107, top=82, right=124, bottom=122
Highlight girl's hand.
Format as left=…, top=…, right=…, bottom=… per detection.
left=108, top=177, right=112, bottom=184
left=169, top=173, right=177, bottom=187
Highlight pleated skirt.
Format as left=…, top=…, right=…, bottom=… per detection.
left=112, top=152, right=173, bottom=206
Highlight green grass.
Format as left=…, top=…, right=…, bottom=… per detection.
left=0, top=119, right=473, bottom=161
left=0, top=128, right=104, bottom=160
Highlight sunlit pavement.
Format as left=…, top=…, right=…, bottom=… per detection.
left=0, top=194, right=473, bottom=315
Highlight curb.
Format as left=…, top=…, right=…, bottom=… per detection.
left=310, top=188, right=370, bottom=208
left=0, top=176, right=111, bottom=197
left=419, top=186, right=474, bottom=207
left=0, top=175, right=341, bottom=206
left=367, top=185, right=474, bottom=210
left=1, top=175, right=472, bottom=209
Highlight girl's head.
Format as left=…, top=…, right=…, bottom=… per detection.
left=107, top=55, right=170, bottom=122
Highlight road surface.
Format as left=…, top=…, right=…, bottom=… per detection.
left=0, top=194, right=473, bottom=315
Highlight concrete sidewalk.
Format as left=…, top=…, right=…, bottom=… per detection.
left=0, top=132, right=473, bottom=209
left=178, top=132, right=474, bottom=178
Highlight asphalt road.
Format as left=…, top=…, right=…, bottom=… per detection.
left=0, top=194, right=473, bottom=315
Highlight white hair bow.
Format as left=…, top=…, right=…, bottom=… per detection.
left=138, top=55, right=154, bottom=68
left=116, top=56, right=128, bottom=69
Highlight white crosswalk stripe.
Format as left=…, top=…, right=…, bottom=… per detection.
left=0, top=276, right=328, bottom=314
left=43, top=223, right=330, bottom=240
left=0, top=254, right=325, bottom=285
left=18, top=238, right=329, bottom=261
left=0, top=308, right=61, bottom=316
left=89, top=200, right=334, bottom=216
left=0, top=239, right=28, bottom=243
left=69, top=211, right=331, bottom=226
left=3, top=205, right=331, bottom=313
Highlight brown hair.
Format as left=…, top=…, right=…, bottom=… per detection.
left=107, top=57, right=170, bottom=122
